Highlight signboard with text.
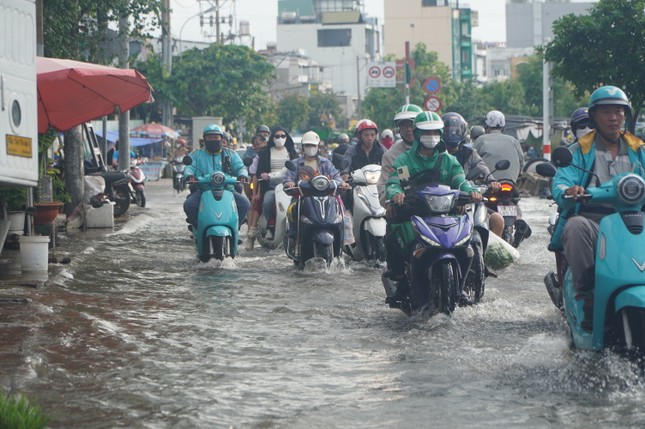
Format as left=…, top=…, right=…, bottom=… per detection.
left=366, top=62, right=396, bottom=88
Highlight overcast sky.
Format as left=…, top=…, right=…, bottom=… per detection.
left=170, top=0, right=508, bottom=50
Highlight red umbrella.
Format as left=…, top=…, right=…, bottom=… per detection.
left=37, top=57, right=154, bottom=133
left=131, top=122, right=179, bottom=139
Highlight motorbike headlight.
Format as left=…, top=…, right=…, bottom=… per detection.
left=424, top=194, right=455, bottom=214
left=617, top=174, right=645, bottom=204
left=412, top=221, right=441, bottom=247
left=211, top=172, right=226, bottom=185
left=364, top=170, right=381, bottom=185
left=311, top=176, right=330, bottom=191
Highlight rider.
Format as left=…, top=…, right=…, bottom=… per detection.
left=243, top=128, right=269, bottom=160
left=283, top=131, right=349, bottom=255
left=569, top=107, right=595, bottom=142
left=441, top=112, right=504, bottom=237
left=183, top=124, right=250, bottom=231
left=245, top=126, right=298, bottom=250
left=341, top=119, right=387, bottom=212
left=473, top=109, right=530, bottom=245
left=331, top=132, right=351, bottom=170
left=384, top=111, right=483, bottom=306
left=551, top=85, right=645, bottom=331
left=377, top=104, right=424, bottom=206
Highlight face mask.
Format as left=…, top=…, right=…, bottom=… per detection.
left=205, top=139, right=222, bottom=153
left=304, top=146, right=318, bottom=157
left=420, top=135, right=441, bottom=149
left=575, top=127, right=593, bottom=139
left=273, top=137, right=286, bottom=147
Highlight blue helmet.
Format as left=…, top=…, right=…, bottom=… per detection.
left=203, top=124, right=223, bottom=137
left=569, top=107, right=591, bottom=134
left=588, top=86, right=632, bottom=116
left=441, top=112, right=468, bottom=148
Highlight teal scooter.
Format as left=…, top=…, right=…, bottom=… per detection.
left=537, top=147, right=645, bottom=352
left=183, top=156, right=240, bottom=262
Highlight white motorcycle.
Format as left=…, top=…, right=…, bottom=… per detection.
left=256, top=181, right=291, bottom=249
left=344, top=164, right=387, bottom=265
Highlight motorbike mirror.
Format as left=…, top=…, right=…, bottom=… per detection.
left=551, top=147, right=572, bottom=168
left=535, top=161, right=557, bottom=178
left=182, top=155, right=193, bottom=166
left=494, top=159, right=511, bottom=171
left=243, top=156, right=254, bottom=167
left=284, top=160, right=297, bottom=171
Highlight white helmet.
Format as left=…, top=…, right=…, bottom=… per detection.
left=301, top=131, right=320, bottom=145
left=485, top=110, right=505, bottom=128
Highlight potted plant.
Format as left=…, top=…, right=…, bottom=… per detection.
left=33, top=131, right=68, bottom=225
left=0, top=188, right=28, bottom=234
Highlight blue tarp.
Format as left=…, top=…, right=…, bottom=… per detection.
left=94, top=129, right=163, bottom=147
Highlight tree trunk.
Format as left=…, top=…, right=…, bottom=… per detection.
left=64, top=126, right=85, bottom=216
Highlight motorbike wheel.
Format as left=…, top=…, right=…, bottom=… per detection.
left=612, top=308, right=645, bottom=354
left=314, top=241, right=333, bottom=266
left=112, top=187, right=131, bottom=217
left=465, top=243, right=485, bottom=303
left=366, top=233, right=386, bottom=264
left=212, top=236, right=226, bottom=261
left=429, top=261, right=457, bottom=316
left=135, top=189, right=146, bottom=208
left=502, top=225, right=514, bottom=247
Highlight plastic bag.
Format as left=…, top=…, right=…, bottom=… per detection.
left=485, top=232, right=520, bottom=270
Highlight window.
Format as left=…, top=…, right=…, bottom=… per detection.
left=318, top=29, right=351, bottom=47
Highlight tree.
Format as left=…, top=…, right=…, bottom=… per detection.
left=543, top=0, right=645, bottom=130
left=43, top=0, right=162, bottom=64
left=307, top=93, right=343, bottom=131
left=277, top=95, right=310, bottom=133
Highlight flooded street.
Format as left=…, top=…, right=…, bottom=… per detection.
left=2, top=178, right=645, bottom=428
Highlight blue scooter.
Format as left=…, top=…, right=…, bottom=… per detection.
left=537, top=147, right=645, bottom=352
left=183, top=156, right=240, bottom=262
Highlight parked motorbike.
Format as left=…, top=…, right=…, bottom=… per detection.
left=537, top=147, right=645, bottom=353
left=171, top=157, right=187, bottom=194
left=383, top=182, right=478, bottom=317
left=128, top=159, right=146, bottom=207
left=343, top=164, right=387, bottom=266
left=284, top=174, right=344, bottom=268
left=183, top=156, right=240, bottom=262
left=484, top=177, right=531, bottom=248
left=99, top=170, right=130, bottom=217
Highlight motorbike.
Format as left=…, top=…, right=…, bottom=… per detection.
left=537, top=147, right=645, bottom=353
left=127, top=159, right=146, bottom=208
left=343, top=164, right=387, bottom=266
left=183, top=156, right=240, bottom=262
left=284, top=174, right=344, bottom=268
left=463, top=159, right=511, bottom=303
left=99, top=170, right=131, bottom=217
left=383, top=181, right=478, bottom=317
left=171, top=157, right=187, bottom=194
left=256, top=179, right=291, bottom=249
left=484, top=178, right=531, bottom=248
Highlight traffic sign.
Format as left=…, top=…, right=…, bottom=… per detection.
left=424, top=95, right=442, bottom=112
left=423, top=76, right=441, bottom=94
left=368, top=66, right=381, bottom=79
left=366, top=62, right=396, bottom=88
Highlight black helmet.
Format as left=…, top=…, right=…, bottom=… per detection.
left=470, top=125, right=485, bottom=142
left=441, top=112, right=468, bottom=148
left=570, top=107, right=591, bottom=135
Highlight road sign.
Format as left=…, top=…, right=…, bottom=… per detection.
left=424, top=95, right=442, bottom=112
left=366, top=62, right=396, bottom=88
left=423, top=76, right=441, bottom=94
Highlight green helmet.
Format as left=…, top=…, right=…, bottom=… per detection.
left=413, top=111, right=443, bottom=141
left=394, top=104, right=423, bottom=125
left=588, top=85, right=632, bottom=116
left=203, top=124, right=223, bottom=137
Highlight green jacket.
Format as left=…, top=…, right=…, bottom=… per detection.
left=385, top=139, right=478, bottom=253
left=386, top=139, right=477, bottom=200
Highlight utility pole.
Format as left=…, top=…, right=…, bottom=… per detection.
left=356, top=55, right=361, bottom=118
left=215, top=0, right=221, bottom=44
left=161, top=0, right=173, bottom=130
left=118, top=14, right=131, bottom=171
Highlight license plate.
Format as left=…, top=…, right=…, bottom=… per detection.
left=6, top=134, right=33, bottom=157
left=498, top=205, right=517, bottom=217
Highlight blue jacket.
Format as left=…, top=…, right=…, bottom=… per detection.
left=283, top=155, right=343, bottom=186
left=185, top=147, right=248, bottom=190
left=549, top=130, right=645, bottom=250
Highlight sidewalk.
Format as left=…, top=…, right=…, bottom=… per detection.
left=0, top=177, right=174, bottom=288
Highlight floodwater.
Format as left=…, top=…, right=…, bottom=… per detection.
left=1, top=179, right=645, bottom=428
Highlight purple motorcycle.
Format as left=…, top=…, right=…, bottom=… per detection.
left=384, top=184, right=476, bottom=316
